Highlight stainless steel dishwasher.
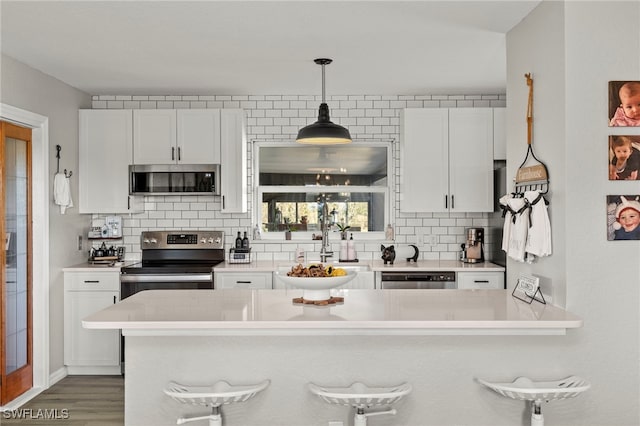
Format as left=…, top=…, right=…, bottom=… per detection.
left=380, top=271, right=456, bottom=289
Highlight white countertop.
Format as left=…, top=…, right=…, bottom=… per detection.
left=62, top=261, right=139, bottom=272
left=83, top=289, right=580, bottom=336
left=216, top=259, right=505, bottom=272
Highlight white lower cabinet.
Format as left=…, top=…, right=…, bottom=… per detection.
left=457, top=271, right=505, bottom=289
left=215, top=272, right=273, bottom=289
left=64, top=271, right=121, bottom=375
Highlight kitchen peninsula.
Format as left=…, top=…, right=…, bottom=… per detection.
left=84, top=289, right=581, bottom=426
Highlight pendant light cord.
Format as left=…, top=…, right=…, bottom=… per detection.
left=321, top=62, right=326, bottom=103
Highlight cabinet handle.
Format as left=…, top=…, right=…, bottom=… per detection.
left=236, top=281, right=252, bottom=284
left=451, top=194, right=455, bottom=209
left=172, top=147, right=175, bottom=161
left=83, top=280, right=100, bottom=283
left=178, top=147, right=181, bottom=161
left=127, top=196, right=131, bottom=210
left=113, top=296, right=117, bottom=304
left=444, top=195, right=448, bottom=209
left=474, top=280, right=490, bottom=283
left=222, top=195, right=225, bottom=209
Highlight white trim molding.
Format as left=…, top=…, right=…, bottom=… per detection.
left=0, top=103, right=51, bottom=406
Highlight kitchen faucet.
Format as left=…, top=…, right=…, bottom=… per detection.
left=319, top=200, right=333, bottom=263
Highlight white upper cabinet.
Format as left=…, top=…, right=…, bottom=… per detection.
left=133, top=109, right=177, bottom=164
left=79, top=109, right=143, bottom=214
left=400, top=108, right=494, bottom=213
left=493, top=107, right=506, bottom=160
left=133, top=109, right=221, bottom=165
left=177, top=109, right=221, bottom=164
left=220, top=109, right=247, bottom=213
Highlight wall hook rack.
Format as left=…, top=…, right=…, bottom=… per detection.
left=55, top=144, right=73, bottom=178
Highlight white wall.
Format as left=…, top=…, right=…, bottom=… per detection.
left=1, top=54, right=91, bottom=373
left=507, top=1, right=639, bottom=424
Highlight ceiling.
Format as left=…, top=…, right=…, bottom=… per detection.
left=1, top=1, right=541, bottom=97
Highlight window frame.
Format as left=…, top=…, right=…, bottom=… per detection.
left=253, top=141, right=393, bottom=241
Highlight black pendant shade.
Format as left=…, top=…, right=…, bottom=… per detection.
left=296, top=58, right=352, bottom=145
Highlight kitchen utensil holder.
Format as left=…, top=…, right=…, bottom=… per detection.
left=164, top=379, right=270, bottom=426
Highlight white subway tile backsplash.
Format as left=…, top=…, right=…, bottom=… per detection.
left=94, top=91, right=501, bottom=260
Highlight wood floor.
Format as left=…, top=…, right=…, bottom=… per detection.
left=2, top=375, right=124, bottom=426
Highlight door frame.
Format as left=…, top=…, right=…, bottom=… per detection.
left=0, top=104, right=50, bottom=409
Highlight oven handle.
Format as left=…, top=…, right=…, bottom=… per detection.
left=120, top=273, right=213, bottom=283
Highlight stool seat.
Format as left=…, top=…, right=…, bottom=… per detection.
left=477, top=376, right=589, bottom=426
left=309, top=381, right=412, bottom=408
left=164, top=380, right=270, bottom=407
left=164, top=380, right=270, bottom=426
left=477, top=376, right=590, bottom=402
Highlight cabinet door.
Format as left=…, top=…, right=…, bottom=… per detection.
left=64, top=290, right=119, bottom=367
left=133, top=109, right=177, bottom=164
left=220, top=109, right=247, bottom=213
left=79, top=110, right=141, bottom=213
left=448, top=108, right=494, bottom=212
left=177, top=109, right=221, bottom=164
left=493, top=107, right=506, bottom=160
left=400, top=108, right=449, bottom=212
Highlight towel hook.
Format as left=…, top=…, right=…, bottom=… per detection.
left=55, top=144, right=73, bottom=178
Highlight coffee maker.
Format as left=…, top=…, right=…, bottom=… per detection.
left=460, top=227, right=484, bottom=263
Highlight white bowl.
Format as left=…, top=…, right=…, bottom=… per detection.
left=275, top=270, right=356, bottom=301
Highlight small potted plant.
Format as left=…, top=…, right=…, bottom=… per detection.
left=336, top=224, right=351, bottom=240
left=285, top=224, right=296, bottom=240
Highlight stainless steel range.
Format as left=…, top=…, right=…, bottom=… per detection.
left=120, top=230, right=224, bottom=299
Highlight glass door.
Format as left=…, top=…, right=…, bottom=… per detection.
left=1, top=121, right=33, bottom=404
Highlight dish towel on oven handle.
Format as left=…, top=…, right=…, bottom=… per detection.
left=54, top=172, right=73, bottom=214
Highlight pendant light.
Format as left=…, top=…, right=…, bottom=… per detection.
left=296, top=58, right=352, bottom=145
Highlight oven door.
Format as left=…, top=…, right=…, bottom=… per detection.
left=120, top=273, right=214, bottom=300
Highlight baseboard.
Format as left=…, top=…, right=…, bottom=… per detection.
left=49, top=366, right=67, bottom=386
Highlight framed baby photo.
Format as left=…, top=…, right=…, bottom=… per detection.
left=608, top=135, right=640, bottom=180
left=609, top=81, right=640, bottom=127
left=606, top=195, right=640, bottom=241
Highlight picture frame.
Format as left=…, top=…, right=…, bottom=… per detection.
left=609, top=81, right=640, bottom=127
left=608, top=135, right=640, bottom=181
left=512, top=274, right=546, bottom=305
left=607, top=195, right=640, bottom=241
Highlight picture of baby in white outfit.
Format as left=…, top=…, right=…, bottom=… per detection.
left=607, top=195, right=640, bottom=240
left=609, top=81, right=640, bottom=126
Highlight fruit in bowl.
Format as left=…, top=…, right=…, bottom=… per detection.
left=287, top=263, right=347, bottom=277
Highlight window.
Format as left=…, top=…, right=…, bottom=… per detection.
left=254, top=142, right=391, bottom=239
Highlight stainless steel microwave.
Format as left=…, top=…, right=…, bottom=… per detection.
left=129, top=164, right=221, bottom=196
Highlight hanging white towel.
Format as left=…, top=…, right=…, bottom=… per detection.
left=507, top=197, right=529, bottom=262
left=54, top=172, right=73, bottom=214
left=524, top=190, right=552, bottom=259
left=499, top=194, right=513, bottom=253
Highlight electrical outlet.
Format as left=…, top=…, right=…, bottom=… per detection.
left=78, top=235, right=83, bottom=251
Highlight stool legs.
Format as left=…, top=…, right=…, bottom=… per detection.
left=177, top=406, right=221, bottom=426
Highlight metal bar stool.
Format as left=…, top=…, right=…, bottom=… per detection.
left=164, top=379, right=270, bottom=426
left=309, top=381, right=412, bottom=426
left=477, top=376, right=590, bottom=426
